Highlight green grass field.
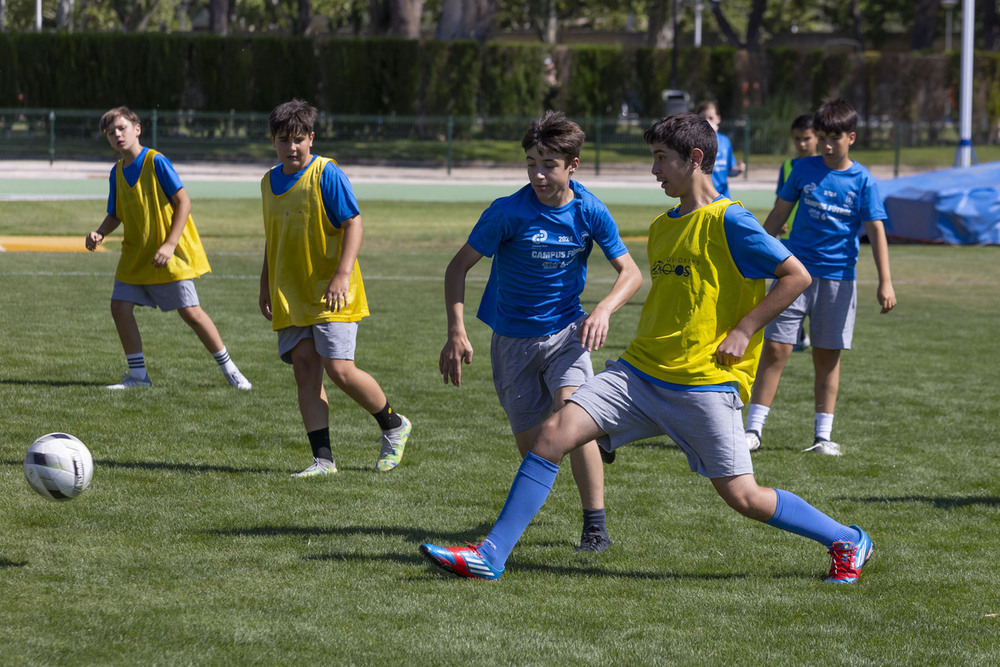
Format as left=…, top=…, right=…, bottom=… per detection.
left=1, top=195, right=999, bottom=664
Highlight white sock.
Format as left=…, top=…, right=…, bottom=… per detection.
left=746, top=404, right=770, bottom=434
left=815, top=412, right=835, bottom=441
left=126, top=353, right=146, bottom=379
left=212, top=347, right=237, bottom=374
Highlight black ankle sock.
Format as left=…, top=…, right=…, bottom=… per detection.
left=583, top=507, right=606, bottom=531
left=306, top=428, right=332, bottom=462
left=371, top=402, right=403, bottom=431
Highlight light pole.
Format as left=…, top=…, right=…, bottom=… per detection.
left=943, top=0, right=958, bottom=52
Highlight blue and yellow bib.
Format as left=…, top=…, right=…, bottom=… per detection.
left=261, top=156, right=369, bottom=330
left=621, top=199, right=766, bottom=402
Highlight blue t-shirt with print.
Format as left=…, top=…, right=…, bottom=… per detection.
left=778, top=155, right=885, bottom=280
left=106, top=147, right=185, bottom=216
left=469, top=180, right=629, bottom=338
left=711, top=132, right=738, bottom=198
left=267, top=155, right=360, bottom=226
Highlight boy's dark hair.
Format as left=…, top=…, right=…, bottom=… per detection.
left=813, top=99, right=857, bottom=135
left=521, top=111, right=585, bottom=162
left=790, top=113, right=814, bottom=132
left=99, top=107, right=140, bottom=133
left=269, top=99, right=318, bottom=138
left=643, top=113, right=717, bottom=175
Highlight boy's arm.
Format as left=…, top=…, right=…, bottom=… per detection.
left=258, top=245, right=272, bottom=321
left=863, top=219, right=896, bottom=313
left=325, top=214, right=363, bottom=312
left=440, top=243, right=484, bottom=387
left=578, top=252, right=643, bottom=352
left=762, top=198, right=795, bottom=238
left=152, top=188, right=193, bottom=267
left=715, top=255, right=811, bottom=367
left=85, top=214, right=121, bottom=251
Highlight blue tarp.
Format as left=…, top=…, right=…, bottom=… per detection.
left=878, top=162, right=1000, bottom=245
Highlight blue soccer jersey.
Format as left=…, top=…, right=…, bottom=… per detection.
left=106, top=147, right=184, bottom=216
left=712, top=132, right=738, bottom=198
left=468, top=180, right=629, bottom=338
left=778, top=156, right=886, bottom=280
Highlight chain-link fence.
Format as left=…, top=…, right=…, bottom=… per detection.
left=3, top=108, right=997, bottom=179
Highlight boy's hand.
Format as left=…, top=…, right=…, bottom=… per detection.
left=259, top=291, right=272, bottom=321
left=324, top=274, right=350, bottom=312
left=877, top=282, right=897, bottom=314
left=440, top=336, right=474, bottom=387
left=578, top=308, right=612, bottom=352
left=152, top=241, right=177, bottom=267
left=716, top=329, right=751, bottom=367
left=85, top=231, right=104, bottom=251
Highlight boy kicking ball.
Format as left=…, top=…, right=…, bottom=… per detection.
left=420, top=113, right=873, bottom=584
left=86, top=106, right=252, bottom=391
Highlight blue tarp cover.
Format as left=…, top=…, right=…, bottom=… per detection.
left=878, top=162, right=1000, bottom=244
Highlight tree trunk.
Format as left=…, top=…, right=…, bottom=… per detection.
left=744, top=0, right=766, bottom=52
left=646, top=0, right=671, bottom=49
left=984, top=0, right=998, bottom=51
left=209, top=0, right=228, bottom=35
left=710, top=0, right=743, bottom=48
left=909, top=0, right=940, bottom=51
left=435, top=0, right=494, bottom=42
left=390, top=0, right=423, bottom=37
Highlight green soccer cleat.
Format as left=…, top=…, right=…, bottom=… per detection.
left=376, top=415, right=411, bottom=472
left=292, top=458, right=337, bottom=477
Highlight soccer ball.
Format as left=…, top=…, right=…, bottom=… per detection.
left=24, top=433, right=94, bottom=501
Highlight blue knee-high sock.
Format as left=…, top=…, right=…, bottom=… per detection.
left=478, top=452, right=559, bottom=569
left=766, top=489, right=861, bottom=548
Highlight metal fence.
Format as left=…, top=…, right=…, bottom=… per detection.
left=2, top=107, right=995, bottom=179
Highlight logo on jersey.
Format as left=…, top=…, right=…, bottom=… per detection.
left=650, top=260, right=692, bottom=278
left=531, top=229, right=548, bottom=243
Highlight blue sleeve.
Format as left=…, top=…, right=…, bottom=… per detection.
left=859, top=173, right=886, bottom=222
left=588, top=199, right=629, bottom=261
left=107, top=166, right=116, bottom=216
left=152, top=153, right=185, bottom=201
left=724, top=205, right=792, bottom=279
left=467, top=199, right=509, bottom=259
left=320, top=162, right=361, bottom=228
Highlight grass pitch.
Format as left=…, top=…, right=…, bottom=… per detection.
left=1, top=196, right=999, bottom=664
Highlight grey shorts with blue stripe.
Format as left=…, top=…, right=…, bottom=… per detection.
left=491, top=317, right=593, bottom=434
left=111, top=279, right=199, bottom=311
left=764, top=278, right=856, bottom=350
left=567, top=359, right=752, bottom=479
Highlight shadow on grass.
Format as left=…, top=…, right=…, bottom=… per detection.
left=208, top=522, right=497, bottom=545
left=2, top=458, right=286, bottom=475
left=0, top=378, right=107, bottom=388
left=0, top=558, right=28, bottom=568
left=854, top=495, right=1000, bottom=509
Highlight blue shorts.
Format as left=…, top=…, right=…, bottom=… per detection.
left=111, top=279, right=199, bottom=311
left=567, top=359, right=752, bottom=479
left=764, top=278, right=857, bottom=350
left=490, top=317, right=593, bottom=434
left=277, top=321, right=358, bottom=365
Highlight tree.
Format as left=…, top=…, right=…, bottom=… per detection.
left=109, top=0, right=162, bottom=32
left=435, top=0, right=496, bottom=41
left=909, top=0, right=940, bottom=51
left=209, top=0, right=228, bottom=34
left=369, top=0, right=423, bottom=36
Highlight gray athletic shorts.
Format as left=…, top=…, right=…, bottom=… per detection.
left=764, top=278, right=857, bottom=350
left=111, top=279, right=199, bottom=311
left=491, top=317, right=593, bottom=434
left=568, top=359, right=752, bottom=479
left=277, top=321, right=358, bottom=365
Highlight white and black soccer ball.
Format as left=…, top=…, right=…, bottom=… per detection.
left=24, top=433, right=94, bottom=501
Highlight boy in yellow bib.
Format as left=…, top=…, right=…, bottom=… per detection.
left=86, top=107, right=251, bottom=391
left=259, top=100, right=410, bottom=476
left=421, top=113, right=874, bottom=585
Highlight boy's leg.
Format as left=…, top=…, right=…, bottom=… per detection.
left=288, top=340, right=336, bottom=476
left=177, top=305, right=251, bottom=389
left=745, top=339, right=792, bottom=450
left=801, top=346, right=842, bottom=455
left=107, top=299, right=151, bottom=388
left=711, top=474, right=873, bottom=583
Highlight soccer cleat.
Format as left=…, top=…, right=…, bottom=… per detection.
left=376, top=415, right=411, bottom=472
left=224, top=368, right=252, bottom=390
left=291, top=458, right=337, bottom=477
left=107, top=373, right=152, bottom=390
left=576, top=525, right=612, bottom=553
left=419, top=542, right=503, bottom=581
left=746, top=430, right=762, bottom=452
left=825, top=525, right=873, bottom=584
left=802, top=438, right=842, bottom=456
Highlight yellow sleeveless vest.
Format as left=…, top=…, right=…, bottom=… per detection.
left=621, top=199, right=766, bottom=402
left=780, top=158, right=798, bottom=239
left=113, top=149, right=210, bottom=284
left=261, top=156, right=369, bottom=330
